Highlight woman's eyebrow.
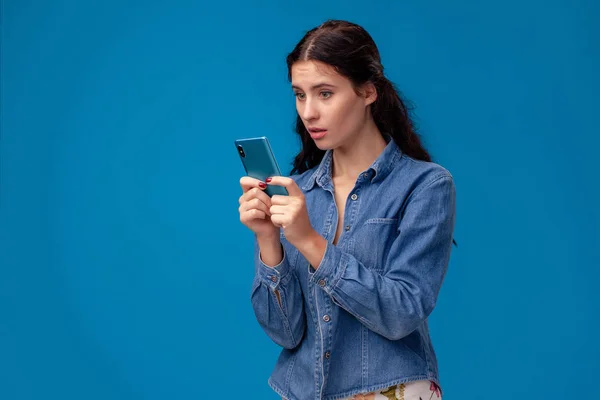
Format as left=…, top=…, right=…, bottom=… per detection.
left=292, top=83, right=337, bottom=90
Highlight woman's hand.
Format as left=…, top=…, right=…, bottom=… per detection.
left=238, top=177, right=279, bottom=239
left=266, top=176, right=317, bottom=247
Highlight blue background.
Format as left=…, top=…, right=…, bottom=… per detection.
left=2, top=0, right=599, bottom=398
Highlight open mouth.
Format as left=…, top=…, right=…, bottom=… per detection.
left=308, top=128, right=327, bottom=139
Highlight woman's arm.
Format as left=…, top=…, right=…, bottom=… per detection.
left=250, top=235, right=306, bottom=349
left=298, top=174, right=456, bottom=340
left=237, top=176, right=307, bottom=349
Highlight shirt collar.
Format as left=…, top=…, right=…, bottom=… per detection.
left=301, top=135, right=402, bottom=191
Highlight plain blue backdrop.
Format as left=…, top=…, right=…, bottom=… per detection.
left=2, top=0, right=599, bottom=398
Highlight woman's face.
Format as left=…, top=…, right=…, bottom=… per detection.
left=291, top=60, right=376, bottom=150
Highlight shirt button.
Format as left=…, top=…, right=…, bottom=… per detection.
left=270, top=276, right=277, bottom=282
left=351, top=194, right=358, bottom=201
left=324, top=351, right=331, bottom=359
left=318, top=279, right=326, bottom=287
left=345, top=225, right=351, bottom=231
left=323, top=315, right=331, bottom=322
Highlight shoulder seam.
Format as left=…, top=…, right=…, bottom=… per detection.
left=407, top=173, right=453, bottom=203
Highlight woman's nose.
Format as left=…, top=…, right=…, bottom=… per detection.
left=302, top=100, right=319, bottom=120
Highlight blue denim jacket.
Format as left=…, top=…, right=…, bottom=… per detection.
left=250, top=138, right=456, bottom=400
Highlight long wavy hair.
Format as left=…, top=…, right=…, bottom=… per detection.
left=286, top=20, right=457, bottom=247
left=287, top=19, right=431, bottom=175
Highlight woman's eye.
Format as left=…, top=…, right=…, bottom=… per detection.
left=295, top=92, right=306, bottom=100
left=320, top=91, right=333, bottom=99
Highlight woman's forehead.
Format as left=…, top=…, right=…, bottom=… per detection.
left=291, top=61, right=345, bottom=88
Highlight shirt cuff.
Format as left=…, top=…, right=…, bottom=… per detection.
left=256, top=246, right=291, bottom=290
left=309, top=241, right=346, bottom=294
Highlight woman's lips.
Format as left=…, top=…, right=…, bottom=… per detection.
left=309, top=129, right=327, bottom=139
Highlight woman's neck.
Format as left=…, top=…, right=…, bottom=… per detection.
left=331, top=120, right=387, bottom=182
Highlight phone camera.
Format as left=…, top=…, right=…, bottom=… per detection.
left=237, top=145, right=246, bottom=158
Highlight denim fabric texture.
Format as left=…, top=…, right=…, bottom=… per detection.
left=251, top=137, right=456, bottom=400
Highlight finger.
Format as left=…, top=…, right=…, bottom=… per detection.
left=270, top=194, right=292, bottom=206
left=241, top=209, right=267, bottom=222
left=240, top=187, right=272, bottom=206
left=269, top=205, right=287, bottom=215
left=270, top=214, right=286, bottom=228
left=240, top=176, right=266, bottom=193
left=240, top=199, right=269, bottom=217
left=266, top=176, right=303, bottom=196
left=242, top=198, right=271, bottom=216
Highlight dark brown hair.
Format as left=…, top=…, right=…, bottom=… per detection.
left=287, top=19, right=432, bottom=175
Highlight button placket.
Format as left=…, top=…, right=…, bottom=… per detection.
left=344, top=188, right=360, bottom=234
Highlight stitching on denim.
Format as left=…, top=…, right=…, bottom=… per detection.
left=331, top=250, right=347, bottom=290
left=284, top=352, right=297, bottom=395
left=267, top=379, right=293, bottom=400
left=405, top=174, right=452, bottom=205
left=273, top=283, right=296, bottom=346
left=314, top=282, right=326, bottom=396
left=364, top=217, right=398, bottom=225
left=361, top=325, right=368, bottom=387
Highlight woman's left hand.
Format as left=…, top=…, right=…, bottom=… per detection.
left=266, top=176, right=314, bottom=246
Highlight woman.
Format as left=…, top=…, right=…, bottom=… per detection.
left=238, top=20, right=455, bottom=400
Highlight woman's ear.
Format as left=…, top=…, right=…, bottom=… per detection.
left=363, top=82, right=377, bottom=106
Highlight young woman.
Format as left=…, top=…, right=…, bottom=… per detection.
left=238, top=20, right=455, bottom=400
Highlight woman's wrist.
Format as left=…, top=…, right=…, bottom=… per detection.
left=257, top=233, right=283, bottom=267
left=293, top=229, right=327, bottom=270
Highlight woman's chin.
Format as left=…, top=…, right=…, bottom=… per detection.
left=313, top=138, right=335, bottom=151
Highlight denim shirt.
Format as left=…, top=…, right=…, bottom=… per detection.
left=250, top=138, right=456, bottom=400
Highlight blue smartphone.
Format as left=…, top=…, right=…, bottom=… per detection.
left=235, top=136, right=289, bottom=197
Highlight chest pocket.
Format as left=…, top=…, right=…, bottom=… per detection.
left=352, top=218, right=399, bottom=272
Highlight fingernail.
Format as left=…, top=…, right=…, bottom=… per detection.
left=258, top=182, right=267, bottom=188
left=266, top=177, right=272, bottom=183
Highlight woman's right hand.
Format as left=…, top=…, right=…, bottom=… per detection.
left=238, top=177, right=279, bottom=239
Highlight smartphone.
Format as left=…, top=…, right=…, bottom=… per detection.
left=234, top=136, right=289, bottom=197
